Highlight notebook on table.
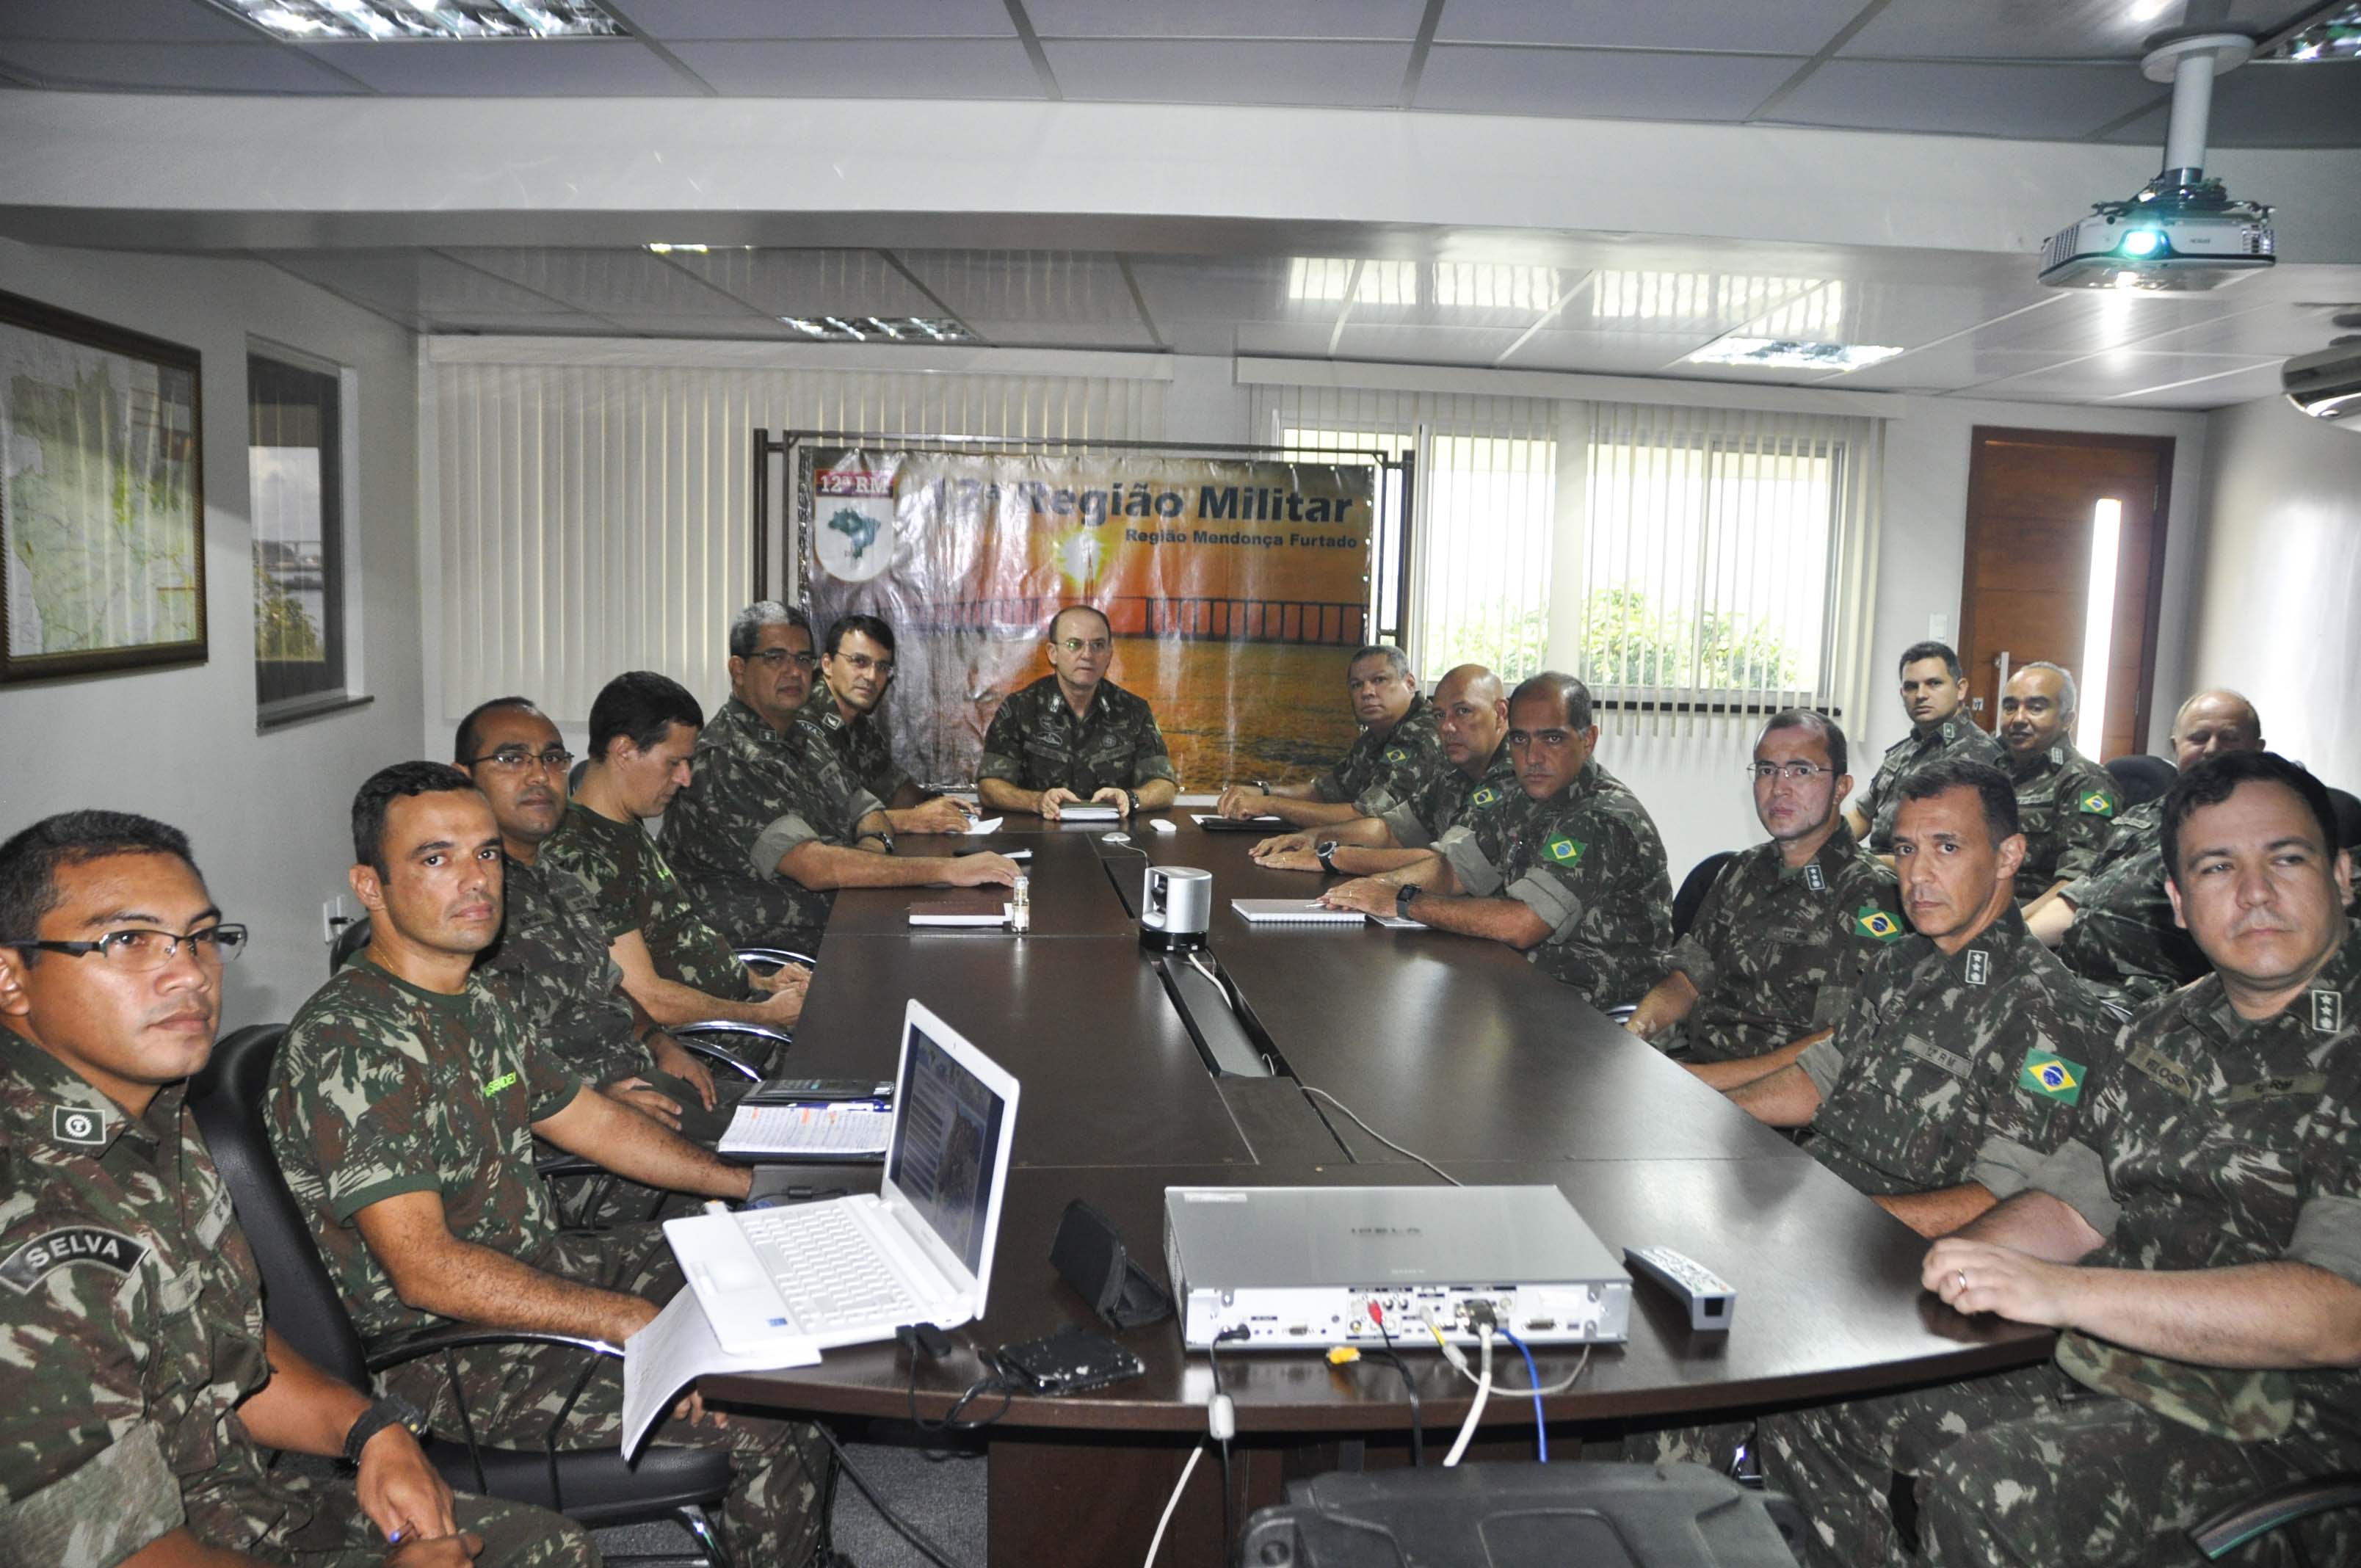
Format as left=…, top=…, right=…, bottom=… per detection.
left=1192, top=814, right=1289, bottom=832
left=667, top=999, right=1020, bottom=1355
left=1053, top=802, right=1122, bottom=823
left=717, top=1100, right=894, bottom=1161
left=1231, top=899, right=1367, bottom=926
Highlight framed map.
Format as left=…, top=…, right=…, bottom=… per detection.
left=1, top=291, right=205, bottom=682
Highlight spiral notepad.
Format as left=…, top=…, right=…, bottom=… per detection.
left=1230, top=899, right=1366, bottom=926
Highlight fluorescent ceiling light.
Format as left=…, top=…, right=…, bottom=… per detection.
left=780, top=317, right=974, bottom=343
left=1683, top=337, right=1903, bottom=371
left=208, top=0, right=623, bottom=40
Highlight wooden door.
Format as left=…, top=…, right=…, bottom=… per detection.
left=1958, top=429, right=2174, bottom=762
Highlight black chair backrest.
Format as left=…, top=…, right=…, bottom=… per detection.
left=2326, top=786, right=2361, bottom=853
left=2106, top=752, right=2178, bottom=809
left=328, top=914, right=373, bottom=976
left=1672, top=851, right=1737, bottom=943
left=187, top=1025, right=373, bottom=1388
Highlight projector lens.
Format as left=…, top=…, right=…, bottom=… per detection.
left=2119, top=230, right=2166, bottom=258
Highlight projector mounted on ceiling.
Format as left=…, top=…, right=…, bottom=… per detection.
left=2039, top=32, right=2275, bottom=292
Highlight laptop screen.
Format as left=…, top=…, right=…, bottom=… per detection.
left=888, top=1018, right=1009, bottom=1278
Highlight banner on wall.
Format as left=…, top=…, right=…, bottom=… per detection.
left=797, top=447, right=1379, bottom=790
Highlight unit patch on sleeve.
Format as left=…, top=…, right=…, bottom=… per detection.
left=0, top=1226, right=150, bottom=1294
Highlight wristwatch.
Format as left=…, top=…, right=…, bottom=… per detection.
left=1394, top=882, right=1421, bottom=917
left=342, top=1394, right=428, bottom=1466
left=1316, top=840, right=1340, bottom=875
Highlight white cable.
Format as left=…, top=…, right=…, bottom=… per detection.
left=1142, top=1443, right=1205, bottom=1568
left=1186, top=950, right=1225, bottom=993
left=1410, top=1315, right=1591, bottom=1395
left=1443, top=1326, right=1494, bottom=1467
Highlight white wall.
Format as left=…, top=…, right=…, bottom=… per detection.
left=0, top=239, right=422, bottom=1030
left=2186, top=395, right=2361, bottom=790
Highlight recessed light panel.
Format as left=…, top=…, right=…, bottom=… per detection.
left=1683, top=338, right=1903, bottom=371
left=780, top=317, right=976, bottom=344
left=209, top=0, right=624, bottom=41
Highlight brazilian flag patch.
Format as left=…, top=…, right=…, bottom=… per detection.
left=2079, top=791, right=2115, bottom=817
left=1545, top=836, right=1585, bottom=866
left=1384, top=747, right=1407, bottom=763
left=2018, top=1050, right=2086, bottom=1105
left=1472, top=786, right=1501, bottom=807
left=1854, top=907, right=1902, bottom=942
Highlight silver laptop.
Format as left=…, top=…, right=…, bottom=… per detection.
left=666, top=998, right=1020, bottom=1356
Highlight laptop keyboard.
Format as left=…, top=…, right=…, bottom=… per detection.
left=741, top=1202, right=924, bottom=1334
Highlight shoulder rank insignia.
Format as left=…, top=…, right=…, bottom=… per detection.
left=1964, top=949, right=1990, bottom=986
left=2079, top=791, right=2115, bottom=817
left=0, top=1226, right=148, bottom=1294
left=1805, top=863, right=1826, bottom=892
left=2050, top=746, right=2065, bottom=766
left=2017, top=1050, right=2086, bottom=1106
left=2313, top=989, right=2346, bottom=1037
left=1471, top=786, right=1501, bottom=807
left=52, top=1106, right=106, bottom=1147
left=1545, top=836, right=1585, bottom=866
left=1854, top=907, right=1901, bottom=941
left=1939, top=722, right=1956, bottom=741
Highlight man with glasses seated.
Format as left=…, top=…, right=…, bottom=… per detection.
left=665, top=601, right=1018, bottom=951
left=976, top=603, right=1179, bottom=821
left=1625, top=709, right=1904, bottom=1066
left=791, top=614, right=973, bottom=837
left=0, top=810, right=593, bottom=1567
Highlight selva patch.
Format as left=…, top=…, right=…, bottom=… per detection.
left=0, top=1226, right=149, bottom=1294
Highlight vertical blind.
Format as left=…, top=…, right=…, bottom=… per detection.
left=432, top=360, right=1165, bottom=724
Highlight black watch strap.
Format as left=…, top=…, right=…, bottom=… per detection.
left=1395, top=882, right=1421, bottom=916
left=1316, top=840, right=1339, bottom=874
left=343, top=1396, right=426, bottom=1466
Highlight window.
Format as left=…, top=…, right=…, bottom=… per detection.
left=248, top=352, right=347, bottom=715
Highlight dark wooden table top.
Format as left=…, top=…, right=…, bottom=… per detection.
left=709, top=809, right=2051, bottom=1433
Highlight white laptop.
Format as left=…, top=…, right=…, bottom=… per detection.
left=664, top=998, right=1021, bottom=1356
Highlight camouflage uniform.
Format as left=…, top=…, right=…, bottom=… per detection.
left=1669, top=824, right=1904, bottom=1063
left=1854, top=718, right=2005, bottom=852
left=0, top=1028, right=592, bottom=1567
left=1435, top=758, right=1674, bottom=1008
left=662, top=695, right=885, bottom=951
left=1762, top=926, right=2361, bottom=1568
left=976, top=675, right=1178, bottom=796
left=543, top=802, right=758, bottom=1001
left=2002, top=740, right=2120, bottom=902
left=269, top=963, right=822, bottom=1568
left=1313, top=694, right=1446, bottom=821
left=795, top=679, right=915, bottom=807
left=1796, top=904, right=2112, bottom=1200
left=2056, top=799, right=2211, bottom=1004
left=1378, top=741, right=1515, bottom=850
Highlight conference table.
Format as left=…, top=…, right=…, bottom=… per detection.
left=705, top=810, right=2050, bottom=1564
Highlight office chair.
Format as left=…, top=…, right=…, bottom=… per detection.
left=2326, top=786, right=2360, bottom=853
left=1671, top=851, right=1738, bottom=944
left=188, top=1026, right=737, bottom=1566
left=2106, top=753, right=2178, bottom=809
left=2188, top=1473, right=2361, bottom=1561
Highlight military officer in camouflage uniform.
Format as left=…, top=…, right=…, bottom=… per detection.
left=1250, top=665, right=1514, bottom=877
left=271, top=766, right=824, bottom=1568
left=1846, top=641, right=2003, bottom=854
left=797, top=614, right=975, bottom=837
left=976, top=604, right=1180, bottom=820
left=1319, top=672, right=1674, bottom=1009
left=1995, top=661, right=2120, bottom=903
left=1215, top=645, right=1445, bottom=831
left=0, top=809, right=592, bottom=1567
left=1627, top=709, right=1904, bottom=1067
left=1726, top=759, right=2112, bottom=1237
left=665, top=605, right=1018, bottom=951
left=1761, top=749, right=2361, bottom=1568
left=545, top=670, right=810, bottom=1037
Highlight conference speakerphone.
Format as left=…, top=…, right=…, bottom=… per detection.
left=1164, top=1184, right=1631, bottom=1350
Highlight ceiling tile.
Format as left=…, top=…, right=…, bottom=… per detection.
left=1806, top=341, right=2083, bottom=392
left=2119, top=302, right=2359, bottom=357
left=1843, top=0, right=2302, bottom=62
left=1026, top=0, right=1428, bottom=39
left=0, top=0, right=262, bottom=43
left=1970, top=349, right=2281, bottom=402
left=299, top=38, right=697, bottom=94
left=1416, top=45, right=1805, bottom=119
left=666, top=37, right=1041, bottom=96
left=896, top=251, right=1150, bottom=330
left=443, top=248, right=758, bottom=316
left=1498, top=327, right=1719, bottom=373
left=1763, top=59, right=2164, bottom=139
left=2101, top=62, right=2361, bottom=149
left=1236, top=322, right=1357, bottom=357
left=1040, top=39, right=1412, bottom=106
left=1951, top=288, right=2260, bottom=355
left=667, top=250, right=940, bottom=319
left=431, top=313, right=622, bottom=335
left=587, top=313, right=799, bottom=338
left=1436, top=0, right=1863, bottom=55
left=960, top=318, right=1160, bottom=347
left=1329, top=322, right=1535, bottom=363
left=0, top=40, right=360, bottom=91
left=258, top=250, right=584, bottom=323
left=2108, top=361, right=2291, bottom=408
left=607, top=0, right=1015, bottom=39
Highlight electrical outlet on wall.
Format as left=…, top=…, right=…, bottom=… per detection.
left=322, top=896, right=348, bottom=946
left=1929, top=614, right=1948, bottom=641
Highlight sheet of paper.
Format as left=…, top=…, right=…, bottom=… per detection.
left=961, top=816, right=1005, bottom=835
left=719, top=1100, right=894, bottom=1155
left=1173, top=792, right=1222, bottom=807
left=622, top=1291, right=819, bottom=1462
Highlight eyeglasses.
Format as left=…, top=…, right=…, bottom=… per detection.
left=1056, top=637, right=1112, bottom=656
left=834, top=653, right=894, bottom=676
left=468, top=746, right=574, bottom=772
left=1747, top=762, right=1835, bottom=783
left=4, top=924, right=250, bottom=970
left=750, top=648, right=819, bottom=669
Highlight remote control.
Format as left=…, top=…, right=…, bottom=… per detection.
left=1623, top=1245, right=1736, bottom=1332
left=1148, top=819, right=1177, bottom=835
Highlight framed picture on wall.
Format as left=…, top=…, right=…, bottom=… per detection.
left=0, top=288, right=206, bottom=683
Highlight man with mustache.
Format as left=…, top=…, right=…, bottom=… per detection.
left=270, top=764, right=821, bottom=1568
left=1317, top=672, right=1673, bottom=1010
left=790, top=614, right=973, bottom=838
left=1214, top=645, right=1443, bottom=832
left=665, top=602, right=1018, bottom=949
left=1761, top=749, right=2361, bottom=1567
left=1994, top=661, right=2119, bottom=905
left=0, top=809, right=592, bottom=1566
left=1846, top=642, right=2003, bottom=855
left=976, top=604, right=1179, bottom=821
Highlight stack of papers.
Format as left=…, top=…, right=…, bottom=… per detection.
left=623, top=1291, right=819, bottom=1462
left=718, top=1100, right=893, bottom=1158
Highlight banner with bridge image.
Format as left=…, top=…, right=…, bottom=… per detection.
left=797, top=446, right=1379, bottom=790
